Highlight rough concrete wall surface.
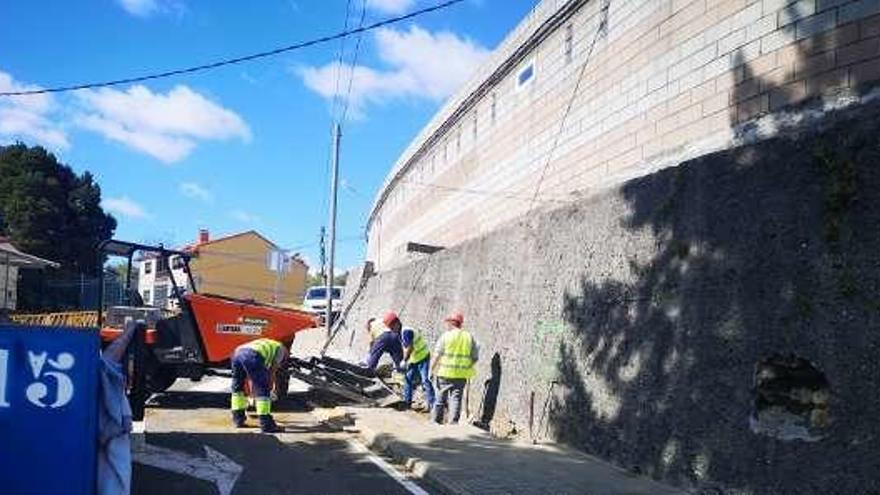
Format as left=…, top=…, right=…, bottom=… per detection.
left=333, top=97, right=880, bottom=493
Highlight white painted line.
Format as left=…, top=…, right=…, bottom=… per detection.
left=347, top=439, right=430, bottom=495
left=186, top=376, right=232, bottom=393
left=180, top=375, right=309, bottom=394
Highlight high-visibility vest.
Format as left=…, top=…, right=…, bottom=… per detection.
left=242, top=338, right=283, bottom=368
left=370, top=320, right=389, bottom=340
left=437, top=329, right=475, bottom=379
left=406, top=328, right=430, bottom=364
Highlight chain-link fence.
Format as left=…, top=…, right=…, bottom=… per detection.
left=15, top=271, right=129, bottom=313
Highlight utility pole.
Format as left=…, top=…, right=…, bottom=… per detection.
left=325, top=123, right=341, bottom=337
left=272, top=249, right=285, bottom=304
left=319, top=227, right=326, bottom=284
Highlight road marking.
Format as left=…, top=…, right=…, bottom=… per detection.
left=176, top=375, right=310, bottom=394
left=133, top=441, right=243, bottom=495
left=185, top=376, right=232, bottom=393
left=347, top=439, right=430, bottom=495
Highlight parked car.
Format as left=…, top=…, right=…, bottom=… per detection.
left=302, top=286, right=343, bottom=319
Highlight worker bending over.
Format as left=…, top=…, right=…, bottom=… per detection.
left=385, top=313, right=435, bottom=411
left=430, top=312, right=478, bottom=424
left=365, top=312, right=403, bottom=371
left=230, top=338, right=288, bottom=433
left=366, top=316, right=389, bottom=346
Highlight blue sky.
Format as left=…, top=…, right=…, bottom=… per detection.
left=0, top=0, right=536, bottom=272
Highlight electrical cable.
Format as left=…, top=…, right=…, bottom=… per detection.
left=338, top=0, right=368, bottom=126
left=323, top=0, right=355, bottom=216
left=330, top=0, right=356, bottom=124
left=399, top=178, right=572, bottom=203
left=526, top=0, right=610, bottom=212
left=0, top=0, right=466, bottom=97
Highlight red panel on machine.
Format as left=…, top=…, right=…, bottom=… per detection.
left=186, top=293, right=318, bottom=363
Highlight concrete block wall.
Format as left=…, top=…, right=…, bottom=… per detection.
left=367, top=0, right=880, bottom=271
left=336, top=97, right=880, bottom=493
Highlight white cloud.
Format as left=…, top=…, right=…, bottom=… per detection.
left=0, top=71, right=68, bottom=149
left=299, top=25, right=489, bottom=118
left=75, top=85, right=251, bottom=163
left=103, top=196, right=150, bottom=219
left=179, top=182, right=213, bottom=203
left=117, top=0, right=185, bottom=18
left=117, top=0, right=158, bottom=16
left=367, top=0, right=415, bottom=14
left=230, top=209, right=260, bottom=223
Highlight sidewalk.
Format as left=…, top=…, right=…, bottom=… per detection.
left=344, top=406, right=685, bottom=495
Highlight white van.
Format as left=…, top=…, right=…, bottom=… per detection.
left=302, top=286, right=343, bottom=317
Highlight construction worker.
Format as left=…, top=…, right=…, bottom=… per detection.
left=230, top=338, right=288, bottom=433
left=385, top=313, right=435, bottom=411
left=365, top=312, right=403, bottom=371
left=430, top=312, right=479, bottom=424
left=367, top=316, right=390, bottom=346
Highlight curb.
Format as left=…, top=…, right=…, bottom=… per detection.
left=305, top=402, right=463, bottom=494
left=351, top=418, right=464, bottom=495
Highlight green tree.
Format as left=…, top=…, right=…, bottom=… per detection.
left=0, top=143, right=117, bottom=309
left=304, top=271, right=348, bottom=288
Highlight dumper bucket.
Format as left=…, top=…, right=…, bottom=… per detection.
left=186, top=293, right=318, bottom=363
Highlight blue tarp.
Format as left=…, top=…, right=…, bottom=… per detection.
left=0, top=325, right=99, bottom=495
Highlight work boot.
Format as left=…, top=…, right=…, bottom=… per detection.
left=259, top=415, right=283, bottom=433
left=232, top=410, right=246, bottom=428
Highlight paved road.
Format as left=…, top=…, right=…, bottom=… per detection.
left=133, top=377, right=426, bottom=495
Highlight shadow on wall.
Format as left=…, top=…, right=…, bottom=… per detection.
left=730, top=2, right=874, bottom=142
left=549, top=94, right=880, bottom=493
left=474, top=352, right=503, bottom=430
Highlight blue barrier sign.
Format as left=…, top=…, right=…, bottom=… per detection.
left=0, top=325, right=99, bottom=495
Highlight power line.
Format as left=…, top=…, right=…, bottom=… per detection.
left=339, top=0, right=368, bottom=126
left=324, top=0, right=356, bottom=215
left=0, top=0, right=466, bottom=97
left=400, top=178, right=571, bottom=203
left=527, top=0, right=610, bottom=212
left=330, top=0, right=356, bottom=123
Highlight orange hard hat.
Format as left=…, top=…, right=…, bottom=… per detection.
left=444, top=312, right=464, bottom=327
left=383, top=311, right=399, bottom=327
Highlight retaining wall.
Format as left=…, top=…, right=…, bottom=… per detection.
left=335, top=95, right=880, bottom=493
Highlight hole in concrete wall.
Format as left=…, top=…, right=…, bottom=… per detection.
left=751, top=354, right=830, bottom=441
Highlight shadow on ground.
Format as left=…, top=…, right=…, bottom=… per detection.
left=367, top=428, right=678, bottom=495
left=134, top=432, right=411, bottom=495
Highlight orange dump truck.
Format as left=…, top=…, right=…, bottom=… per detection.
left=97, top=240, right=318, bottom=396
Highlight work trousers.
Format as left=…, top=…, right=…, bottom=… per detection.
left=431, top=377, right=467, bottom=424
left=231, top=348, right=271, bottom=401
left=403, top=358, right=435, bottom=409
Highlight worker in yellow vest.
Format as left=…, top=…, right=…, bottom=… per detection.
left=384, top=313, right=435, bottom=411
left=429, top=312, right=478, bottom=424
left=230, top=338, right=288, bottom=433
left=365, top=312, right=404, bottom=371
left=367, top=316, right=390, bottom=346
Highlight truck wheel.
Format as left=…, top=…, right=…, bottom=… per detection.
left=127, top=323, right=149, bottom=421
left=274, top=369, right=291, bottom=402
left=146, top=364, right=178, bottom=393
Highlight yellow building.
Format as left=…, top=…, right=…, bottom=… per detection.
left=138, top=229, right=308, bottom=308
